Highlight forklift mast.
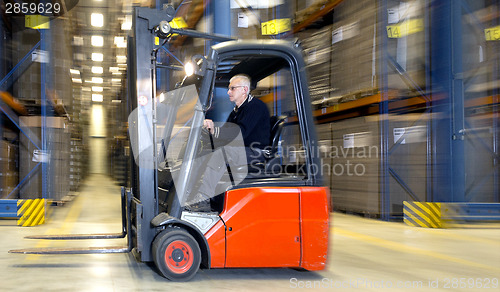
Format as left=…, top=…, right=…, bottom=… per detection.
left=127, top=6, right=235, bottom=262
left=127, top=7, right=163, bottom=262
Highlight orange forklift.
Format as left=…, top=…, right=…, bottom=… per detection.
left=10, top=6, right=330, bottom=281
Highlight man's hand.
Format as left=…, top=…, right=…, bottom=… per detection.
left=203, top=119, right=214, bottom=134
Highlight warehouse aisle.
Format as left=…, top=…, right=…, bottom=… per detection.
left=1, top=175, right=499, bottom=291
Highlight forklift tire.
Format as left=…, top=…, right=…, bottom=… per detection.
left=152, top=228, right=201, bottom=281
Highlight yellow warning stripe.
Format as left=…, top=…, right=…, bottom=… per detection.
left=422, top=202, right=441, bottom=227
left=403, top=201, right=442, bottom=228
left=428, top=202, right=441, bottom=217
left=414, top=202, right=441, bottom=227
left=29, top=200, right=45, bottom=226
left=17, top=199, right=30, bottom=215
left=22, top=199, right=40, bottom=218
left=404, top=201, right=435, bottom=227
left=17, top=199, right=46, bottom=227
left=403, top=217, right=419, bottom=227
left=404, top=210, right=429, bottom=227
left=405, top=206, right=433, bottom=227
left=407, top=202, right=438, bottom=228
left=20, top=199, right=40, bottom=226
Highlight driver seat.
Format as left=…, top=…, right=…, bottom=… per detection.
left=262, top=115, right=286, bottom=172
left=244, top=115, right=286, bottom=174
left=213, top=115, right=286, bottom=209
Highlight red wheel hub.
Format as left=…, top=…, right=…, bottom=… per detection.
left=164, top=240, right=194, bottom=274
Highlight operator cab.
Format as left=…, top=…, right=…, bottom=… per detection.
left=154, top=41, right=319, bottom=215
left=209, top=54, right=310, bottom=203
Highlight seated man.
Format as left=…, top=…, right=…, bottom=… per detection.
left=187, top=74, right=270, bottom=211
left=204, top=74, right=270, bottom=161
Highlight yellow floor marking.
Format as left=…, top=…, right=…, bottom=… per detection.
left=25, top=195, right=85, bottom=261
left=58, top=195, right=85, bottom=234
left=418, top=227, right=500, bottom=246
left=334, top=213, right=500, bottom=246
left=333, top=227, right=500, bottom=274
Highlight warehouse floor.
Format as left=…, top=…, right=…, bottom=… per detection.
left=1, top=174, right=499, bottom=291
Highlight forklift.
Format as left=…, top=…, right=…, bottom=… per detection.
left=9, top=6, right=330, bottom=281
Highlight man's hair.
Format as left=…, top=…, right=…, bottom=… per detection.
left=230, top=74, right=251, bottom=91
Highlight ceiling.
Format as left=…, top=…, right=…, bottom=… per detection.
left=69, top=0, right=139, bottom=103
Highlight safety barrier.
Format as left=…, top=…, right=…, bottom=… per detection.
left=0, top=199, right=47, bottom=226
left=403, top=201, right=442, bottom=228
left=404, top=201, right=500, bottom=228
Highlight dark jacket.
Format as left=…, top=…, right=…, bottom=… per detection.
left=213, top=95, right=270, bottom=150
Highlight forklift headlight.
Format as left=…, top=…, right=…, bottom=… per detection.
left=184, top=62, right=195, bottom=77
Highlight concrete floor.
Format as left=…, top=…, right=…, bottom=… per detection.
left=1, top=174, right=499, bottom=291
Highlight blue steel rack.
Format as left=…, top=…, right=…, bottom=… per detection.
left=0, top=22, right=51, bottom=219
left=381, top=0, right=500, bottom=221
left=375, top=0, right=435, bottom=220
left=294, top=0, right=499, bottom=221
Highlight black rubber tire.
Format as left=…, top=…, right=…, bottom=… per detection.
left=152, top=228, right=201, bottom=281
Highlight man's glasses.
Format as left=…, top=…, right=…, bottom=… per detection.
left=228, top=85, right=244, bottom=91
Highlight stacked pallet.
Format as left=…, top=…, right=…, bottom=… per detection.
left=111, top=136, right=129, bottom=187
left=330, top=0, right=379, bottom=103
left=316, top=113, right=430, bottom=216
left=12, top=18, right=73, bottom=111
left=299, top=26, right=334, bottom=107
left=69, top=138, right=86, bottom=192
left=19, top=116, right=70, bottom=201
left=295, top=0, right=332, bottom=24
left=0, top=140, right=18, bottom=199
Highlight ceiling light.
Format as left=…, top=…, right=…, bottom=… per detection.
left=91, top=53, right=103, bottom=62
left=92, top=77, right=103, bottom=83
left=114, top=36, right=127, bottom=48
left=112, top=100, right=122, bottom=103
left=92, top=86, right=103, bottom=92
left=92, top=94, right=103, bottom=102
left=121, top=22, right=132, bottom=31
left=91, top=35, right=104, bottom=47
left=91, top=13, right=104, bottom=27
left=109, top=67, right=119, bottom=72
left=111, top=78, right=121, bottom=83
left=70, top=69, right=80, bottom=75
left=121, top=15, right=132, bottom=30
left=112, top=72, right=122, bottom=75
left=72, top=78, right=82, bottom=83
left=92, top=66, right=103, bottom=74
left=116, top=55, right=126, bottom=63
left=72, top=36, right=84, bottom=46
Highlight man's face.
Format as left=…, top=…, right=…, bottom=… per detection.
left=227, top=78, right=247, bottom=106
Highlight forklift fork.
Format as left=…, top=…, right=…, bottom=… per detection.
left=8, top=187, right=133, bottom=255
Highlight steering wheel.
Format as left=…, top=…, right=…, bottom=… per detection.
left=201, top=127, right=215, bottom=151
left=175, top=127, right=214, bottom=161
